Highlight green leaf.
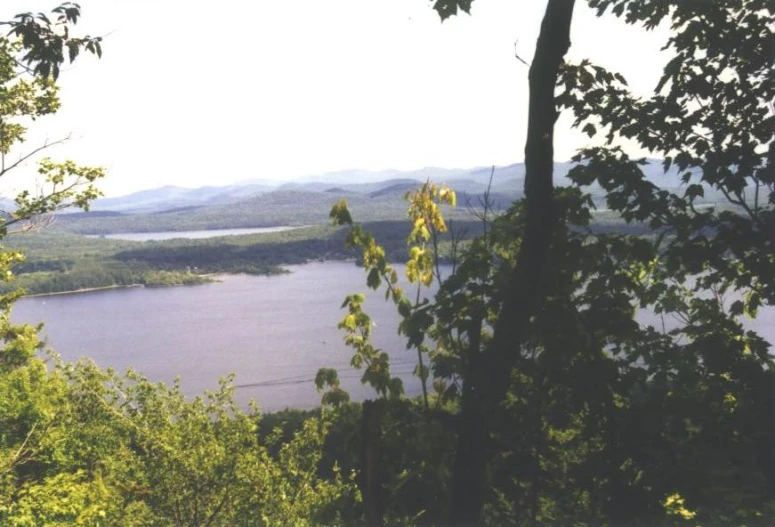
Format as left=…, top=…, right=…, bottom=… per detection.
left=329, top=199, right=353, bottom=225
left=367, top=267, right=381, bottom=290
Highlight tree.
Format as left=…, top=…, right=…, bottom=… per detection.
left=0, top=1, right=107, bottom=352
left=446, top=0, right=773, bottom=522
left=321, top=0, right=773, bottom=524
left=553, top=0, right=774, bottom=522
left=443, top=0, right=577, bottom=523
left=0, top=3, right=106, bottom=520
left=0, top=10, right=362, bottom=524
left=0, top=2, right=106, bottom=369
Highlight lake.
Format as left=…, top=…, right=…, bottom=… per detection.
left=10, top=261, right=774, bottom=412
left=12, top=262, right=430, bottom=411
left=88, top=226, right=302, bottom=241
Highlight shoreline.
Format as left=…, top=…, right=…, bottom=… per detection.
left=21, top=274, right=223, bottom=298
left=16, top=260, right=353, bottom=299
left=23, top=283, right=146, bottom=298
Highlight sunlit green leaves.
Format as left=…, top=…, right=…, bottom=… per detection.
left=406, top=181, right=456, bottom=244
left=323, top=180, right=458, bottom=408
left=406, top=246, right=433, bottom=286
left=329, top=199, right=352, bottom=226
left=11, top=158, right=105, bottom=217
left=2, top=358, right=358, bottom=525
left=315, top=368, right=350, bottom=407
left=330, top=288, right=404, bottom=400
left=0, top=10, right=107, bottom=232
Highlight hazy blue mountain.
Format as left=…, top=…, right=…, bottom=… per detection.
left=85, top=159, right=709, bottom=217
left=325, top=178, right=424, bottom=195
left=86, top=164, right=539, bottom=214
left=275, top=181, right=340, bottom=193
left=294, top=167, right=471, bottom=185
left=0, top=197, right=17, bottom=212
left=91, top=185, right=193, bottom=211
left=53, top=158, right=737, bottom=236
left=368, top=182, right=431, bottom=199
left=91, top=183, right=275, bottom=213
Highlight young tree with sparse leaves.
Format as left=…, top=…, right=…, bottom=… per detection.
left=0, top=2, right=105, bottom=369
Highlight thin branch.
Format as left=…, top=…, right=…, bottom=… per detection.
left=0, top=134, right=72, bottom=178
left=482, top=166, right=495, bottom=248
left=430, top=219, right=444, bottom=287
left=414, top=272, right=430, bottom=410
left=202, top=489, right=232, bottom=527
left=6, top=213, right=56, bottom=235
left=3, top=421, right=38, bottom=474
left=514, top=39, right=530, bottom=67
left=3, top=178, right=87, bottom=232
left=11, top=57, right=37, bottom=79
left=719, top=184, right=763, bottom=227
left=449, top=223, right=468, bottom=276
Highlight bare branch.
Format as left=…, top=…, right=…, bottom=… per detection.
left=514, top=39, right=530, bottom=67
left=6, top=213, right=56, bottom=235
left=2, top=176, right=91, bottom=234
left=0, top=134, right=72, bottom=178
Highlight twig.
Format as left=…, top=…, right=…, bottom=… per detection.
left=0, top=134, right=72, bottom=178
left=3, top=421, right=39, bottom=474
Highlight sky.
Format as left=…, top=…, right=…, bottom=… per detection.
left=2, top=0, right=671, bottom=197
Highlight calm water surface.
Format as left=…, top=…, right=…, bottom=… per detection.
left=89, top=226, right=301, bottom=241
left=12, top=262, right=427, bottom=411
left=11, top=261, right=774, bottom=412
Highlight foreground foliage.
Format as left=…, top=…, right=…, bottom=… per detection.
left=0, top=6, right=355, bottom=527
left=0, top=356, right=358, bottom=526
left=1, top=0, right=773, bottom=525
left=315, top=0, right=774, bottom=525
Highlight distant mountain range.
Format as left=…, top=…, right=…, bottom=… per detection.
left=87, top=162, right=567, bottom=214
left=42, top=160, right=720, bottom=236
left=87, top=183, right=276, bottom=213
left=2, top=160, right=713, bottom=218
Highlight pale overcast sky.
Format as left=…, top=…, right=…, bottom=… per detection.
left=3, top=0, right=670, bottom=196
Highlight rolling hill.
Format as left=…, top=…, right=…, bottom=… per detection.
left=48, top=160, right=720, bottom=235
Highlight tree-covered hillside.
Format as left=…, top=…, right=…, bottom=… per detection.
left=1, top=0, right=773, bottom=526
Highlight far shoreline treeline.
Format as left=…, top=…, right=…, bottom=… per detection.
left=3, top=214, right=654, bottom=296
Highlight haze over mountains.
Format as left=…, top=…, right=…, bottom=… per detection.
left=87, top=159, right=702, bottom=215
left=89, top=163, right=538, bottom=214
left=41, top=160, right=713, bottom=236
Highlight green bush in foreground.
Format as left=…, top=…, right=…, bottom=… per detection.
left=0, top=356, right=359, bottom=526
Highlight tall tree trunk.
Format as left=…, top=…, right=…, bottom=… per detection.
left=450, top=1, right=576, bottom=524
left=361, top=399, right=386, bottom=527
